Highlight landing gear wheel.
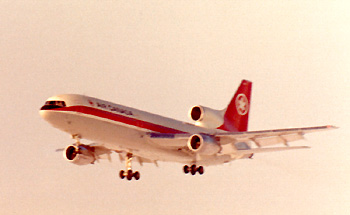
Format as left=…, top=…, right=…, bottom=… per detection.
left=183, top=165, right=190, bottom=174
left=190, top=164, right=197, bottom=175
left=133, top=171, right=140, bottom=180
left=198, top=166, right=204, bottom=175
left=127, top=170, right=133, bottom=180
left=183, top=164, right=205, bottom=176
left=119, top=170, right=125, bottom=179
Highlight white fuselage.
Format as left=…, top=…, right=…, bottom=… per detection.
left=40, top=94, right=225, bottom=164
left=39, top=81, right=335, bottom=180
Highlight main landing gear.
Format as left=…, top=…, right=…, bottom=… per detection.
left=119, top=153, right=140, bottom=181
left=183, top=164, right=204, bottom=175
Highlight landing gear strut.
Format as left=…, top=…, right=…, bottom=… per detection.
left=72, top=134, right=82, bottom=145
left=119, top=153, right=140, bottom=181
left=183, top=164, right=204, bottom=175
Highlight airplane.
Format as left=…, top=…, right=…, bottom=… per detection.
left=39, top=80, right=336, bottom=181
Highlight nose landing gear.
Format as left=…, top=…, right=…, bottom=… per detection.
left=183, top=164, right=204, bottom=175
left=119, top=153, right=140, bottom=181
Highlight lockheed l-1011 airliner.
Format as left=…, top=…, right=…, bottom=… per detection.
left=40, top=80, right=336, bottom=181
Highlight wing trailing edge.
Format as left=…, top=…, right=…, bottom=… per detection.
left=235, top=146, right=310, bottom=156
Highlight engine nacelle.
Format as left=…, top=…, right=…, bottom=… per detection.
left=189, top=105, right=224, bottom=129
left=64, top=145, right=96, bottom=165
left=187, top=134, right=221, bottom=155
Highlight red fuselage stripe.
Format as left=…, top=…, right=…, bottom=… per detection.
left=56, top=106, right=186, bottom=134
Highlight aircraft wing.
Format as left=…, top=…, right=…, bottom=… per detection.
left=216, top=125, right=337, bottom=147
left=147, top=125, right=337, bottom=149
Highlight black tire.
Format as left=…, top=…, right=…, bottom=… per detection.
left=183, top=165, right=190, bottom=174
left=133, top=171, right=140, bottom=180
left=127, top=170, right=133, bottom=180
left=191, top=164, right=197, bottom=175
left=198, top=166, right=204, bottom=175
left=119, top=170, right=125, bottom=179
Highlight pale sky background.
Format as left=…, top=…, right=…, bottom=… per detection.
left=0, top=1, right=349, bottom=214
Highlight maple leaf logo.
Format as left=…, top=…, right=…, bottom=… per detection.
left=235, top=94, right=249, bottom=115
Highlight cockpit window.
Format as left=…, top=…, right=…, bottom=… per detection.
left=45, top=101, right=66, bottom=107
left=41, top=100, right=66, bottom=110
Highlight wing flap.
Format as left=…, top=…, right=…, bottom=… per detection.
left=236, top=146, right=310, bottom=155
left=254, top=133, right=304, bottom=147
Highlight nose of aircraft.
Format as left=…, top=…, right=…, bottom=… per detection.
left=39, top=109, right=49, bottom=120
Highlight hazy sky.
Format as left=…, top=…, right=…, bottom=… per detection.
left=1, top=1, right=349, bottom=214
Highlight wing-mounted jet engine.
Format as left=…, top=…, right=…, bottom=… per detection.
left=187, top=134, right=221, bottom=155
left=64, top=144, right=111, bottom=165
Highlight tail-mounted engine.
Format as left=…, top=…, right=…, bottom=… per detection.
left=64, top=144, right=96, bottom=165
left=189, top=105, right=224, bottom=129
left=187, top=134, right=221, bottom=155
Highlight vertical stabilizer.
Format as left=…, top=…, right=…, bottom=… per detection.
left=217, top=80, right=252, bottom=132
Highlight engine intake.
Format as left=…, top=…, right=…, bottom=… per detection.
left=189, top=105, right=224, bottom=128
left=64, top=145, right=96, bottom=165
left=187, top=134, right=221, bottom=155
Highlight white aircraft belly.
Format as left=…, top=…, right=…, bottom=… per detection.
left=40, top=110, right=193, bottom=163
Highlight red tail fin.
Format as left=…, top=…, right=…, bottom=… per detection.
left=217, top=80, right=252, bottom=132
